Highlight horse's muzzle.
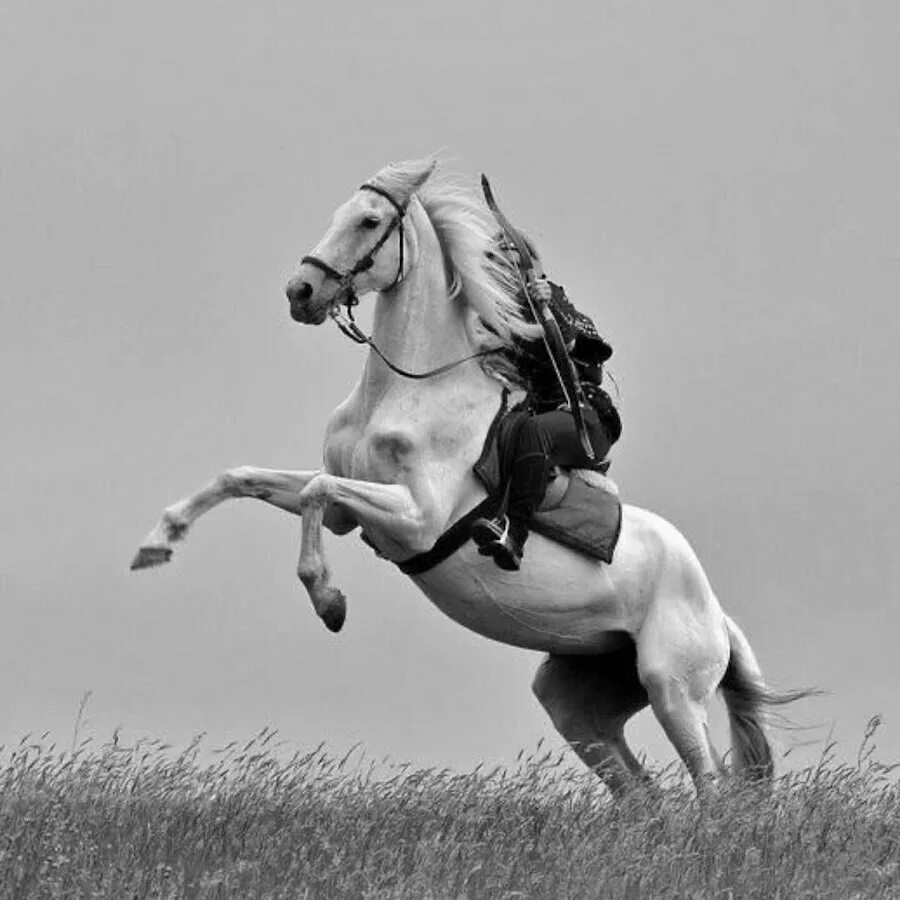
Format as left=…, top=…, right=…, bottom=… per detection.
left=285, top=278, right=330, bottom=324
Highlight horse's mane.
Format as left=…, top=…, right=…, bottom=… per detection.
left=370, top=158, right=542, bottom=356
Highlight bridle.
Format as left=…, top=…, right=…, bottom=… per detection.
left=300, top=183, right=408, bottom=309
left=299, top=182, right=503, bottom=381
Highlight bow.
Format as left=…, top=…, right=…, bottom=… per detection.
left=481, top=174, right=595, bottom=460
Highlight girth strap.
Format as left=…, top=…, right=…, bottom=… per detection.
left=396, top=494, right=501, bottom=575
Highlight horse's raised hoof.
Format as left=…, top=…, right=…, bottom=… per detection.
left=130, top=545, right=173, bottom=570
left=319, top=592, right=347, bottom=633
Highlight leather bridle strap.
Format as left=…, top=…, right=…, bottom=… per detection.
left=359, top=182, right=405, bottom=217
left=300, top=182, right=407, bottom=301
left=328, top=305, right=503, bottom=381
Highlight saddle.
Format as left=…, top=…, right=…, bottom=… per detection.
left=473, top=402, right=622, bottom=564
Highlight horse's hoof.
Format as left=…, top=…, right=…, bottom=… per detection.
left=130, top=545, right=173, bottom=570
left=320, top=593, right=347, bottom=633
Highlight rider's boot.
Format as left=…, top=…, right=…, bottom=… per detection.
left=471, top=449, right=549, bottom=571
left=471, top=514, right=529, bottom=570
left=471, top=514, right=528, bottom=570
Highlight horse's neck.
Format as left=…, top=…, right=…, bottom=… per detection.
left=327, top=199, right=500, bottom=511
left=363, top=201, right=475, bottom=397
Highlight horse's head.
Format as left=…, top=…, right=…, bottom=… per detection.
left=285, top=159, right=437, bottom=324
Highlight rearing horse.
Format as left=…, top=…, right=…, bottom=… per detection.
left=133, top=157, right=803, bottom=794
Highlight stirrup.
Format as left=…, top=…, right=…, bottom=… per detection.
left=471, top=515, right=510, bottom=551
left=471, top=515, right=523, bottom=571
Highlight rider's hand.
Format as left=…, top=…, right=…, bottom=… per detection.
left=527, top=278, right=553, bottom=303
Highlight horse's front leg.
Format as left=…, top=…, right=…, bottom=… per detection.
left=296, top=473, right=434, bottom=632
left=131, top=466, right=352, bottom=570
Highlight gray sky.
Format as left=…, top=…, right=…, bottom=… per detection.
left=2, top=1, right=898, bottom=772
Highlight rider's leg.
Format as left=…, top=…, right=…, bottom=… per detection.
left=472, top=411, right=549, bottom=569
left=537, top=406, right=613, bottom=467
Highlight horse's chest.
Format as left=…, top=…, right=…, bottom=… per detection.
left=325, top=408, right=468, bottom=483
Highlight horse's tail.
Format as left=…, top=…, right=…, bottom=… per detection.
left=720, top=614, right=812, bottom=781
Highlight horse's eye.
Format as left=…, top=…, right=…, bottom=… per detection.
left=360, top=216, right=381, bottom=230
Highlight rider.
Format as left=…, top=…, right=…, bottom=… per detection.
left=472, top=236, right=621, bottom=571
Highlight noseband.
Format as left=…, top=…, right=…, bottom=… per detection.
left=300, top=183, right=407, bottom=308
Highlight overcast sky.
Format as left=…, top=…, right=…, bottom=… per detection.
left=2, top=1, right=898, bottom=774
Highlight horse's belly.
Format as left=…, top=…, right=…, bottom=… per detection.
left=410, top=535, right=635, bottom=654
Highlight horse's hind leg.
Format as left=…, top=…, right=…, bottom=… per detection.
left=640, top=670, right=721, bottom=789
left=532, top=643, right=651, bottom=796
left=637, top=597, right=730, bottom=790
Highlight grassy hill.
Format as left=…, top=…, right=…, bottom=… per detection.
left=2, top=725, right=898, bottom=899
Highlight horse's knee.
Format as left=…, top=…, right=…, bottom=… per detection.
left=300, top=472, right=337, bottom=508
left=297, top=548, right=327, bottom=587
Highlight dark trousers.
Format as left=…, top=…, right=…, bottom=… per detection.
left=498, top=406, right=612, bottom=525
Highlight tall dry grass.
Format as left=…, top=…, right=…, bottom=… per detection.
left=1, top=720, right=897, bottom=899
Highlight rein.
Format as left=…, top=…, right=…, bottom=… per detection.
left=329, top=306, right=502, bottom=381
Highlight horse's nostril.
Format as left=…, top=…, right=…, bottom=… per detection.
left=286, top=281, right=313, bottom=304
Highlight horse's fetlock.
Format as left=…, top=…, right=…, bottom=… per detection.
left=297, top=558, right=323, bottom=589
left=162, top=509, right=188, bottom=541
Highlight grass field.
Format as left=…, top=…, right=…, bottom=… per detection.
left=1, top=721, right=898, bottom=899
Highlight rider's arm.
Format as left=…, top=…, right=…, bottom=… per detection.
left=526, top=278, right=577, bottom=348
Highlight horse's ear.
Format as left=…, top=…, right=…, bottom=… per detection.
left=373, top=157, right=437, bottom=202
left=408, top=158, right=437, bottom=192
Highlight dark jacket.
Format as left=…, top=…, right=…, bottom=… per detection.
left=513, top=282, right=621, bottom=444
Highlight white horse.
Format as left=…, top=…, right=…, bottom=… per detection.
left=133, top=157, right=804, bottom=794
